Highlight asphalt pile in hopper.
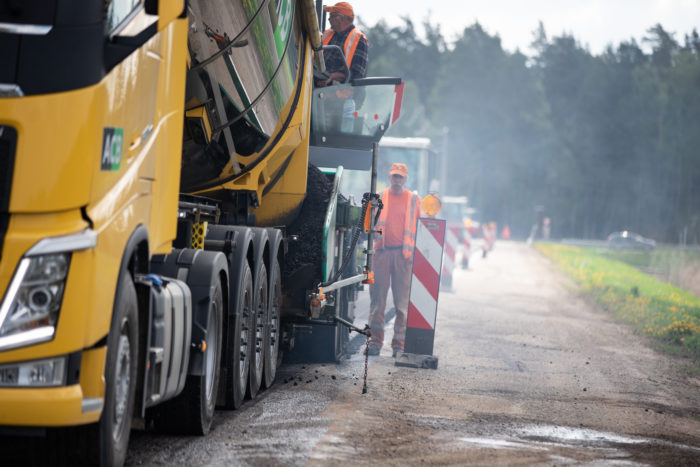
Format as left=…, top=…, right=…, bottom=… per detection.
left=283, top=164, right=333, bottom=287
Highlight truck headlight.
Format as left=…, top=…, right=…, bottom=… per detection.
left=0, top=254, right=70, bottom=350
left=0, top=228, right=96, bottom=351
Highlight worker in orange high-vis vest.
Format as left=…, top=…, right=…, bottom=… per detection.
left=368, top=163, right=422, bottom=357
left=319, top=2, right=369, bottom=87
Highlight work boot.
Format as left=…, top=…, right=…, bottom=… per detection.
left=366, top=344, right=380, bottom=356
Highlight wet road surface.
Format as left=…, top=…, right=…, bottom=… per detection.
left=125, top=241, right=700, bottom=466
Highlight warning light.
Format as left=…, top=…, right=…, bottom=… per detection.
left=422, top=194, right=442, bottom=217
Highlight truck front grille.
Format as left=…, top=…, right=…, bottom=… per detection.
left=0, top=125, right=17, bottom=263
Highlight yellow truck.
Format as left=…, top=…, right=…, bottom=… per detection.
left=0, top=0, right=403, bottom=464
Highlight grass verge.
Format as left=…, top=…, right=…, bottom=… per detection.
left=535, top=243, right=700, bottom=366
left=600, top=247, right=700, bottom=297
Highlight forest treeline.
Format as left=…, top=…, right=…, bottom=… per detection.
left=361, top=18, right=700, bottom=243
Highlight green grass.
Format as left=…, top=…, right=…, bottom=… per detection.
left=535, top=243, right=700, bottom=364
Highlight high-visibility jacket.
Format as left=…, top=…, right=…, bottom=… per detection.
left=322, top=26, right=367, bottom=70
left=375, top=188, right=421, bottom=259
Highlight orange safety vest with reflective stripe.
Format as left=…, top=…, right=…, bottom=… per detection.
left=322, top=27, right=367, bottom=70
left=375, top=189, right=421, bottom=259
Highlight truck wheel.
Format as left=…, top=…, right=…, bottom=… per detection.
left=185, top=278, right=223, bottom=434
left=93, top=269, right=139, bottom=466
left=263, top=257, right=282, bottom=389
left=222, top=260, right=253, bottom=409
left=248, top=262, right=267, bottom=399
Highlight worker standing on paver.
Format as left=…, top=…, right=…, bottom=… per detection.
left=318, top=2, right=369, bottom=86
left=368, top=163, right=422, bottom=357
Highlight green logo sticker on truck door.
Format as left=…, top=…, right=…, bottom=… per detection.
left=101, top=127, right=123, bottom=171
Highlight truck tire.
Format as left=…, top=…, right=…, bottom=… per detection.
left=92, top=269, right=139, bottom=466
left=222, top=259, right=253, bottom=409
left=263, top=257, right=282, bottom=389
left=248, top=262, right=267, bottom=399
left=188, top=278, right=223, bottom=434
left=152, top=279, right=223, bottom=435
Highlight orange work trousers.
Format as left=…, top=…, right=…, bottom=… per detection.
left=369, top=248, right=412, bottom=351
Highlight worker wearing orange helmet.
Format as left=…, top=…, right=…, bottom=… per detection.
left=368, top=163, right=422, bottom=357
left=319, top=2, right=369, bottom=87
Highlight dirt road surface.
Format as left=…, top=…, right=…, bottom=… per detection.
left=125, top=241, right=700, bottom=466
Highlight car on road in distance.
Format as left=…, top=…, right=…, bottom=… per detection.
left=607, top=231, right=656, bottom=250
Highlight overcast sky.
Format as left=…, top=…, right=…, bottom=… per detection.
left=344, top=0, right=700, bottom=55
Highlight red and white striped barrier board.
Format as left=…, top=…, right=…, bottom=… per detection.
left=441, top=223, right=461, bottom=289
left=483, top=224, right=496, bottom=251
left=403, top=218, right=446, bottom=360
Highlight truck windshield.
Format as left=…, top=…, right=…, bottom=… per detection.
left=311, top=80, right=402, bottom=142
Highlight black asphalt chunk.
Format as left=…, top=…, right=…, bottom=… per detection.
left=283, top=165, right=333, bottom=284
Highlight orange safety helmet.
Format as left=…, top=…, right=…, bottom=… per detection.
left=323, top=2, right=354, bottom=19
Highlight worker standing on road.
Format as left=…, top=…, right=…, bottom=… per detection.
left=318, top=2, right=368, bottom=87
left=368, top=163, right=421, bottom=357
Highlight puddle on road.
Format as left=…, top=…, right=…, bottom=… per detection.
left=455, top=423, right=700, bottom=465
left=459, top=437, right=547, bottom=450
left=519, top=425, right=647, bottom=445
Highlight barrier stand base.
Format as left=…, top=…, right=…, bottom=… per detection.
left=394, top=351, right=439, bottom=369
